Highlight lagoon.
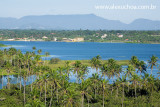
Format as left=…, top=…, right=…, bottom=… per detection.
left=0, top=41, right=160, bottom=89
left=0, top=41, right=160, bottom=61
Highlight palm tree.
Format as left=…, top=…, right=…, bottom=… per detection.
left=37, top=49, right=42, bottom=55
left=65, top=61, right=72, bottom=78
left=125, top=64, right=135, bottom=91
left=101, top=79, right=108, bottom=107
left=130, top=56, right=139, bottom=67
left=42, top=74, right=49, bottom=107
left=32, top=46, right=36, bottom=56
left=125, top=64, right=135, bottom=78
left=142, top=73, right=149, bottom=90
left=130, top=74, right=140, bottom=98
left=137, top=60, right=146, bottom=75
left=34, top=55, right=41, bottom=66
left=45, top=52, right=50, bottom=65
left=8, top=47, right=17, bottom=64
left=62, top=86, right=80, bottom=107
left=104, top=59, right=122, bottom=95
left=79, top=80, right=90, bottom=107
left=106, top=59, right=121, bottom=83
left=119, top=76, right=127, bottom=107
left=148, top=55, right=158, bottom=75
left=20, top=70, right=28, bottom=106
left=73, top=61, right=82, bottom=83
left=90, top=55, right=101, bottom=73
left=147, top=75, right=156, bottom=106
left=85, top=79, right=92, bottom=107
left=1, top=70, right=3, bottom=89
left=32, top=46, right=36, bottom=51
left=78, top=65, right=88, bottom=84
left=4, top=61, right=12, bottom=89
left=48, top=70, right=61, bottom=104
left=90, top=73, right=99, bottom=99
left=17, top=53, right=24, bottom=90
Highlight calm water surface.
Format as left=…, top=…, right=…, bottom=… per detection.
left=0, top=41, right=160, bottom=61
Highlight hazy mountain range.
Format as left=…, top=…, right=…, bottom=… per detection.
left=0, top=14, right=160, bottom=30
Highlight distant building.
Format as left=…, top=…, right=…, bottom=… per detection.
left=42, top=36, right=48, bottom=39
left=51, top=33, right=55, bottom=35
left=62, top=37, right=84, bottom=42
left=53, top=37, right=57, bottom=41
left=101, top=34, right=107, bottom=39
left=118, top=35, right=123, bottom=38
left=73, top=37, right=84, bottom=42
left=7, top=39, right=15, bottom=41
left=37, top=39, right=43, bottom=41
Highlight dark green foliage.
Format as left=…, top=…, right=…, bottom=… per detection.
left=0, top=48, right=160, bottom=107
left=49, top=58, right=61, bottom=64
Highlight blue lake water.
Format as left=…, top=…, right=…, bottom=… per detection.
left=0, top=41, right=160, bottom=61
left=0, top=41, right=160, bottom=88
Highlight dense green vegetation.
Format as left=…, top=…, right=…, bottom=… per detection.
left=1, top=30, right=160, bottom=43
left=0, top=48, right=160, bottom=107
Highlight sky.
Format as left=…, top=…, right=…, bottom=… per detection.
left=0, top=0, right=159, bottom=23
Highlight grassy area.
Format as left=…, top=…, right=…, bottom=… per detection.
left=40, top=55, right=51, bottom=57
left=0, top=60, right=129, bottom=76
left=43, top=60, right=129, bottom=70
left=0, top=43, right=7, bottom=47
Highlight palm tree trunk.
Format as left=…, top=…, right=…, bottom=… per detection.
left=135, top=83, right=136, bottom=98
left=128, top=82, right=129, bottom=92
left=103, top=89, right=104, bottom=107
left=17, top=74, right=19, bottom=84
left=2, top=72, right=3, bottom=89
left=31, top=75, right=33, bottom=92
left=95, top=84, right=96, bottom=99
left=56, top=88, right=59, bottom=102
left=24, top=79, right=26, bottom=106
left=88, top=99, right=89, bottom=107
left=49, top=86, right=53, bottom=107
left=39, top=86, right=41, bottom=100
left=122, top=84, right=124, bottom=107
left=7, top=74, right=10, bottom=89
left=82, top=94, right=84, bottom=107
left=45, top=81, right=47, bottom=107
left=20, top=67, right=21, bottom=90
left=116, top=87, right=119, bottom=98
left=111, top=78, right=114, bottom=95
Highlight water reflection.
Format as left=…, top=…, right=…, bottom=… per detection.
left=0, top=66, right=159, bottom=89
left=0, top=75, right=36, bottom=89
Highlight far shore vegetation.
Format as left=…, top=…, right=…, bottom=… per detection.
left=1, top=30, right=160, bottom=44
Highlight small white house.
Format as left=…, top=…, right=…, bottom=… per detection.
left=101, top=34, right=107, bottom=39
left=118, top=35, right=123, bottom=38
left=42, top=36, right=48, bottom=39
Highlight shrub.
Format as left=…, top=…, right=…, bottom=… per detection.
left=49, top=58, right=61, bottom=64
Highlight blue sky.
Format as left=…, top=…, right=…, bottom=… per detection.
left=0, top=0, right=159, bottom=23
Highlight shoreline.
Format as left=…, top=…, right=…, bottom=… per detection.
left=1, top=40, right=160, bottom=44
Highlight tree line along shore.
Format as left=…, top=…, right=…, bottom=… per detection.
left=0, top=47, right=160, bottom=106
left=1, top=30, right=160, bottom=43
